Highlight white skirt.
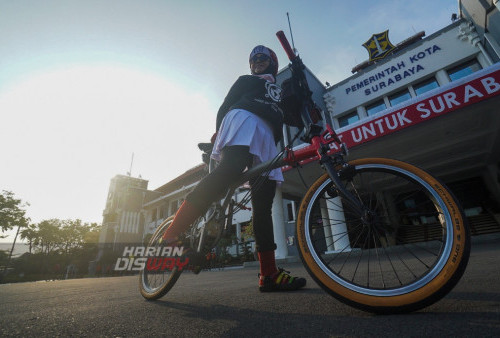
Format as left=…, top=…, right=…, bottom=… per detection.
left=212, top=109, right=284, bottom=182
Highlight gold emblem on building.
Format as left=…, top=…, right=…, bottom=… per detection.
left=363, top=30, right=396, bottom=61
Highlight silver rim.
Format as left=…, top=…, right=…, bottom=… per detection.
left=303, top=163, right=453, bottom=297
left=140, top=222, right=178, bottom=295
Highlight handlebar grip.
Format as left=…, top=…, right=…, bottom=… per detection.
left=276, top=31, right=296, bottom=61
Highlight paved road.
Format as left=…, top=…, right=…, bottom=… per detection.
left=1, top=236, right=499, bottom=337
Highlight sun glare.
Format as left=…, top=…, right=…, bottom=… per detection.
left=0, top=63, right=214, bottom=148
left=0, top=64, right=214, bottom=224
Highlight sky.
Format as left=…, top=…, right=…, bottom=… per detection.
left=0, top=0, right=459, bottom=241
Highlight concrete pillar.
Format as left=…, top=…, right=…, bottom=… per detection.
left=272, top=184, right=289, bottom=259
left=383, top=96, right=391, bottom=110
left=485, top=32, right=500, bottom=60
left=135, top=212, right=140, bottom=234
left=119, top=212, right=125, bottom=232
left=408, top=85, right=417, bottom=98
left=357, top=105, right=368, bottom=119
left=325, top=196, right=351, bottom=252
left=435, top=69, right=450, bottom=86
left=477, top=52, right=492, bottom=68
left=320, top=200, right=335, bottom=251
left=236, top=222, right=241, bottom=241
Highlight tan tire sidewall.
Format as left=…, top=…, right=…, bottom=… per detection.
left=296, top=158, right=468, bottom=308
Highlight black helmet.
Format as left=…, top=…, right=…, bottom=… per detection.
left=249, top=45, right=279, bottom=77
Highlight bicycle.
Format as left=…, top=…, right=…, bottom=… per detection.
left=139, top=31, right=471, bottom=314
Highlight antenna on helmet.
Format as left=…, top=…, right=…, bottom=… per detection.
left=286, top=12, right=297, bottom=54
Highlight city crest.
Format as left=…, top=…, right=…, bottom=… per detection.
left=362, top=30, right=396, bottom=61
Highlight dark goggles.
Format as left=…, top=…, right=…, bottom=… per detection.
left=250, top=53, right=271, bottom=64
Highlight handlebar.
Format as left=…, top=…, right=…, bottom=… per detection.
left=276, top=30, right=320, bottom=141
left=276, top=31, right=297, bottom=61
left=275, top=30, right=345, bottom=150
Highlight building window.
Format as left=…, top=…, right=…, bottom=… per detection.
left=365, top=100, right=386, bottom=116
left=388, top=89, right=411, bottom=107
left=338, top=111, right=359, bottom=128
left=447, top=59, right=482, bottom=81
left=414, top=77, right=439, bottom=95
left=169, top=200, right=179, bottom=216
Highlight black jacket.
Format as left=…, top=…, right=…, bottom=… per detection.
left=216, top=75, right=284, bottom=143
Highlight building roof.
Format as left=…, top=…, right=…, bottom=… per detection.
left=153, top=163, right=207, bottom=195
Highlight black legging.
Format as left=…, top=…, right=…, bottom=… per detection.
left=186, top=145, right=277, bottom=252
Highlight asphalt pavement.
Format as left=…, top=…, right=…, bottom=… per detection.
left=1, top=234, right=499, bottom=337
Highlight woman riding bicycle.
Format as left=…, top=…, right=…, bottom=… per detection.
left=162, top=44, right=306, bottom=292
left=143, top=32, right=470, bottom=312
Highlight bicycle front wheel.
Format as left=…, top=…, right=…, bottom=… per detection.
left=296, top=158, right=470, bottom=313
left=139, top=216, right=182, bottom=300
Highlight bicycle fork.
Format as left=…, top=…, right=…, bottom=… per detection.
left=319, top=153, right=366, bottom=216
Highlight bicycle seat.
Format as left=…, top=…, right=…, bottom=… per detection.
left=198, top=143, right=213, bottom=153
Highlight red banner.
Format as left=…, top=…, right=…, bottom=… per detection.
left=331, top=67, right=500, bottom=151
left=282, top=66, right=500, bottom=172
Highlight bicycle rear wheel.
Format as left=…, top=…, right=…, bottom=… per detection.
left=296, top=158, right=470, bottom=313
left=139, top=216, right=182, bottom=300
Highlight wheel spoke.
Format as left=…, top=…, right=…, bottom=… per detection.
left=303, top=162, right=465, bottom=293
left=297, top=159, right=470, bottom=313
left=139, top=218, right=182, bottom=299
left=372, top=229, right=386, bottom=288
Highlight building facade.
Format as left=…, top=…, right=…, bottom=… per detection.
left=99, top=174, right=154, bottom=253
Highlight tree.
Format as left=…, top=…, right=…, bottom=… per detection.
left=83, top=224, right=101, bottom=247
left=1, top=191, right=30, bottom=276
left=20, top=224, right=37, bottom=254
left=59, top=219, right=83, bottom=254
left=2, top=217, right=102, bottom=282
left=36, top=219, right=61, bottom=254
left=0, top=190, right=30, bottom=236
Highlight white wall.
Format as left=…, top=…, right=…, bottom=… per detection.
left=325, top=24, right=480, bottom=116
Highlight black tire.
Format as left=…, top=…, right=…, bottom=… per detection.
left=296, top=158, right=470, bottom=314
left=139, top=216, right=182, bottom=300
